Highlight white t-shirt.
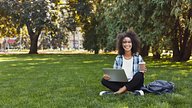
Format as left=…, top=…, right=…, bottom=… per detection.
left=122, top=56, right=133, bottom=82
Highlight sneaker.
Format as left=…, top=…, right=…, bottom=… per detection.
left=99, top=91, right=114, bottom=96
left=133, top=90, right=144, bottom=96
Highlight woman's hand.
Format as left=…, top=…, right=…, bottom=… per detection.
left=103, top=74, right=111, bottom=80
left=139, top=62, right=147, bottom=73
left=141, top=66, right=147, bottom=73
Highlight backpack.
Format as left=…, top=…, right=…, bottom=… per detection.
left=141, top=80, right=175, bottom=95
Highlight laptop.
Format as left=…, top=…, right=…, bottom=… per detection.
left=102, top=68, right=128, bottom=82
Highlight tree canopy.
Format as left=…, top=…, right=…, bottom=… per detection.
left=95, top=0, right=192, bottom=61
left=0, top=0, right=191, bottom=61
left=0, top=0, right=75, bottom=54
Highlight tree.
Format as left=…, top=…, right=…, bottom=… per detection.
left=0, top=0, right=74, bottom=54
left=1, top=0, right=47, bottom=53
left=0, top=9, right=18, bottom=38
left=97, top=0, right=192, bottom=61
left=68, top=0, right=101, bottom=54
left=149, top=0, right=192, bottom=61
left=97, top=1, right=155, bottom=54
left=170, top=1, right=192, bottom=61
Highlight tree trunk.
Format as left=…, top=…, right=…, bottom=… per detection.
left=172, top=37, right=181, bottom=61
left=26, top=21, right=42, bottom=54
left=152, top=45, right=160, bottom=59
left=172, top=19, right=181, bottom=61
left=181, top=8, right=192, bottom=61
left=181, top=28, right=192, bottom=61
left=29, top=34, right=39, bottom=54
left=140, top=44, right=149, bottom=57
left=172, top=9, right=192, bottom=62
left=94, top=45, right=99, bottom=54
left=153, top=52, right=160, bottom=59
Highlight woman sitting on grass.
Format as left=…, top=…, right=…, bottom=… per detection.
left=100, top=30, right=146, bottom=96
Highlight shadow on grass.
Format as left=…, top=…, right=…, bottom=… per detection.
left=0, top=54, right=192, bottom=107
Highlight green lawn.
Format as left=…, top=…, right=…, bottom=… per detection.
left=0, top=54, right=192, bottom=108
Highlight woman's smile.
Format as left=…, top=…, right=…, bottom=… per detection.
left=122, top=37, right=132, bottom=52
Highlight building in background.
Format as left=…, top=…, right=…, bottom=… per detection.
left=0, top=27, right=84, bottom=51
left=67, top=27, right=83, bottom=50
left=0, top=37, right=17, bottom=51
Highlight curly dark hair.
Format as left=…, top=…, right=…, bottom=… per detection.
left=116, top=30, right=141, bottom=55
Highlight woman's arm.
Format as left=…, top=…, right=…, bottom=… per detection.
left=113, top=55, right=123, bottom=69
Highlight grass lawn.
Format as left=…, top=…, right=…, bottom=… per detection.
left=0, top=54, right=192, bottom=108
